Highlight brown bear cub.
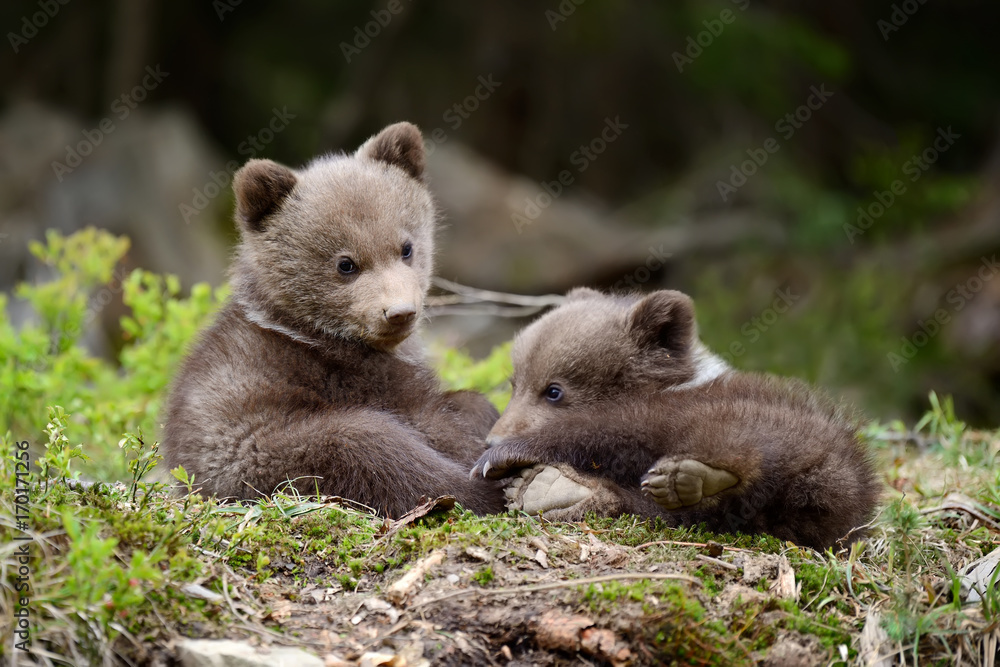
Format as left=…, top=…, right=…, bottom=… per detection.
left=163, top=123, right=505, bottom=517
left=471, top=288, right=881, bottom=549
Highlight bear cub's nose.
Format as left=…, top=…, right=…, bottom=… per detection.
left=384, top=304, right=417, bottom=325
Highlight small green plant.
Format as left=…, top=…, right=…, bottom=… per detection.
left=914, top=391, right=966, bottom=448
left=171, top=465, right=196, bottom=494
left=59, top=511, right=165, bottom=628
left=472, top=566, right=495, bottom=586
left=37, top=405, right=88, bottom=493
left=118, top=429, right=163, bottom=503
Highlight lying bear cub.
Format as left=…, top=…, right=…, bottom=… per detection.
left=471, top=288, right=880, bottom=549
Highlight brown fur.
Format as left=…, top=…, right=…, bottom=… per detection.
left=163, top=123, right=504, bottom=517
left=473, top=289, right=881, bottom=549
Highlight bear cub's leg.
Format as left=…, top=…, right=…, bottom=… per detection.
left=641, top=457, right=740, bottom=510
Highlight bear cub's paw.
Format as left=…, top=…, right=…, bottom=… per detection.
left=641, top=458, right=739, bottom=510
left=505, top=464, right=593, bottom=515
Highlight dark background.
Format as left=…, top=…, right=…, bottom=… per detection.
left=2, top=0, right=999, bottom=425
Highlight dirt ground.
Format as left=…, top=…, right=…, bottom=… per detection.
left=152, top=504, right=840, bottom=667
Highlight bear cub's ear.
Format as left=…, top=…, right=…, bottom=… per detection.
left=627, top=290, right=696, bottom=355
left=357, top=122, right=426, bottom=181
left=233, top=159, right=298, bottom=233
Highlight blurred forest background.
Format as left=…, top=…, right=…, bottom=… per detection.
left=2, top=0, right=999, bottom=426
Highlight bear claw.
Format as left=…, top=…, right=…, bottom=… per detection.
left=641, top=459, right=738, bottom=510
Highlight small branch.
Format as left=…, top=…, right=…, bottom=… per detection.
left=696, top=554, right=738, bottom=571
left=430, top=277, right=565, bottom=307
left=386, top=549, right=446, bottom=604
left=920, top=493, right=1000, bottom=532
left=411, top=572, right=700, bottom=609
left=634, top=539, right=748, bottom=553
left=425, top=304, right=551, bottom=318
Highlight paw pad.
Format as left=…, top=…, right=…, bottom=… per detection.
left=505, top=465, right=593, bottom=514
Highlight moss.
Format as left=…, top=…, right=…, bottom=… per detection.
left=694, top=566, right=725, bottom=597
left=472, top=566, right=495, bottom=586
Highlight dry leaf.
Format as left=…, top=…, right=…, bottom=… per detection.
left=771, top=555, right=798, bottom=600
left=534, top=611, right=593, bottom=652
left=960, top=548, right=1000, bottom=604
left=379, top=496, right=456, bottom=540
left=859, top=608, right=892, bottom=667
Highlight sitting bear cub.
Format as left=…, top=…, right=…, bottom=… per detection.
left=163, top=122, right=504, bottom=516
left=471, top=288, right=880, bottom=549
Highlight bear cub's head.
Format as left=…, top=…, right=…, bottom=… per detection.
left=231, top=122, right=435, bottom=350
left=488, top=288, right=730, bottom=444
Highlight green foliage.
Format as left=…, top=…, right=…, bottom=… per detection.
left=433, top=341, right=513, bottom=411
left=472, top=566, right=495, bottom=586
left=848, top=135, right=977, bottom=243
left=1, top=228, right=228, bottom=479
left=57, top=511, right=166, bottom=632
left=914, top=390, right=966, bottom=449
left=3, top=228, right=999, bottom=664
left=682, top=7, right=850, bottom=114
left=118, top=429, right=163, bottom=504
left=37, top=405, right=88, bottom=494
left=692, top=261, right=919, bottom=419
left=0, top=438, right=214, bottom=662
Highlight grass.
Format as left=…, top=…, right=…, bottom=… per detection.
left=1, top=397, right=999, bottom=665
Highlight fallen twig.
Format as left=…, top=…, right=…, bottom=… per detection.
left=386, top=550, right=447, bottom=604
left=634, top=539, right=749, bottom=553
left=921, top=493, right=1000, bottom=532
left=430, top=277, right=566, bottom=307
left=426, top=277, right=565, bottom=317
left=696, top=554, right=738, bottom=571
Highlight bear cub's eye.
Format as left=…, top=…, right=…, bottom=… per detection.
left=544, top=384, right=564, bottom=403
left=401, top=242, right=413, bottom=260
left=337, top=258, right=357, bottom=275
